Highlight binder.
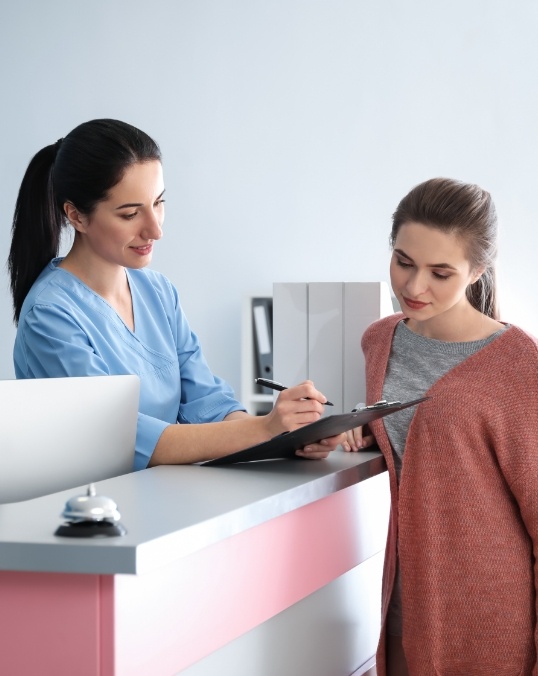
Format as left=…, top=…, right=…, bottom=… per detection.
left=252, top=297, right=273, bottom=394
left=273, top=282, right=393, bottom=414
left=203, top=397, right=429, bottom=465
left=308, top=282, right=344, bottom=411
left=272, top=283, right=308, bottom=386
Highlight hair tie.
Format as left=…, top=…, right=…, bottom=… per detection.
left=54, top=138, right=64, bottom=154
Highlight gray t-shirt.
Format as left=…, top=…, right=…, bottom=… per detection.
left=382, top=321, right=507, bottom=478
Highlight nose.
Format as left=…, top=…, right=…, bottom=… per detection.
left=141, top=210, right=163, bottom=242
left=405, top=269, right=428, bottom=297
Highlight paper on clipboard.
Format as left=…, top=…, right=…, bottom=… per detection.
left=202, top=396, right=429, bottom=466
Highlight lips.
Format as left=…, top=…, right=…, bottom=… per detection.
left=402, top=296, right=429, bottom=310
left=131, top=244, right=153, bottom=255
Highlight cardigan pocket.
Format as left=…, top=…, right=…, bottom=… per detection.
left=434, top=662, right=522, bottom=676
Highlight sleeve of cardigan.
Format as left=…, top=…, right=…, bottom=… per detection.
left=493, top=331, right=538, bottom=671
left=507, top=467, right=538, bottom=674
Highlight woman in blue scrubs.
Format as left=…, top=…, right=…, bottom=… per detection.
left=8, top=119, right=339, bottom=469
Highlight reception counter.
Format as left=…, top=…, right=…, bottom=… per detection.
left=0, top=450, right=389, bottom=675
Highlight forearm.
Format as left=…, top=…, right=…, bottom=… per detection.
left=149, top=381, right=333, bottom=465
left=148, top=415, right=271, bottom=465
left=223, top=410, right=251, bottom=421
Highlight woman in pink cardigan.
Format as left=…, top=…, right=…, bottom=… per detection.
left=345, top=178, right=538, bottom=675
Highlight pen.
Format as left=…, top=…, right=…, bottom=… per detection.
left=255, top=378, right=334, bottom=406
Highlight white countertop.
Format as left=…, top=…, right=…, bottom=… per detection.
left=0, top=450, right=386, bottom=576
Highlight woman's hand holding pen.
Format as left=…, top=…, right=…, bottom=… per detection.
left=265, top=380, right=325, bottom=432
left=262, top=379, right=345, bottom=460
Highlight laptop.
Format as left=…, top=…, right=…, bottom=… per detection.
left=0, top=375, right=139, bottom=504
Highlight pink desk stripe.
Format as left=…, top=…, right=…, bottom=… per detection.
left=114, top=482, right=381, bottom=674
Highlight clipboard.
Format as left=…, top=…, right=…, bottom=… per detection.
left=203, top=397, right=429, bottom=466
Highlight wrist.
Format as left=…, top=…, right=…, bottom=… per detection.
left=260, top=408, right=281, bottom=440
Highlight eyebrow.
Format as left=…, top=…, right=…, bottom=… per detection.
left=394, top=248, right=458, bottom=271
left=115, top=189, right=165, bottom=210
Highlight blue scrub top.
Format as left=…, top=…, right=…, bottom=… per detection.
left=14, top=259, right=245, bottom=470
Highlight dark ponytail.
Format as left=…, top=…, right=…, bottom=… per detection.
left=8, top=142, right=65, bottom=323
left=8, top=119, right=161, bottom=324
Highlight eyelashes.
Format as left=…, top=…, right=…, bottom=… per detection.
left=395, top=258, right=412, bottom=269
left=121, top=199, right=165, bottom=221
left=394, top=257, right=451, bottom=281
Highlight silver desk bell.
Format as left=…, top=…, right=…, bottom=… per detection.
left=55, top=483, right=127, bottom=538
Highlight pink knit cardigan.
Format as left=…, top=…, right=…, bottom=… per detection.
left=362, top=314, right=538, bottom=676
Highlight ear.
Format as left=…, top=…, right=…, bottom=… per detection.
left=63, top=202, right=89, bottom=234
left=470, top=265, right=486, bottom=285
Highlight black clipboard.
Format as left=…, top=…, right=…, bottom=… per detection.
left=203, top=397, right=428, bottom=466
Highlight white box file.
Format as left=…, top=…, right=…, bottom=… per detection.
left=273, top=282, right=393, bottom=414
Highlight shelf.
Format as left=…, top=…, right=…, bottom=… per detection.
left=241, top=296, right=274, bottom=416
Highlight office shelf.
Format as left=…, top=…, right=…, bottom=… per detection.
left=241, top=296, right=274, bottom=416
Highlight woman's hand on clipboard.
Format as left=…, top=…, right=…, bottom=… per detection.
left=342, top=426, right=376, bottom=452
left=295, top=432, right=346, bottom=460
left=341, top=402, right=376, bottom=452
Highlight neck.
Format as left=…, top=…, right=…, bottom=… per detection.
left=406, top=303, right=502, bottom=342
left=59, top=249, right=129, bottom=301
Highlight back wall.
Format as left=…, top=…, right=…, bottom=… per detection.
left=1, top=0, right=537, bottom=397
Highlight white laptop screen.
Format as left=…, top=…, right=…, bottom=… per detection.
left=0, top=375, right=139, bottom=504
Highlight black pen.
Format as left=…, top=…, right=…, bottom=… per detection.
left=255, top=378, right=334, bottom=406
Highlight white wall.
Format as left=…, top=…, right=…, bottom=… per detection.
left=1, top=0, right=537, bottom=397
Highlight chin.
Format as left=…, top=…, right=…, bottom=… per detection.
left=127, top=256, right=152, bottom=269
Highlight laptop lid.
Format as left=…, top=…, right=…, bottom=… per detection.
left=0, top=375, right=139, bottom=504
